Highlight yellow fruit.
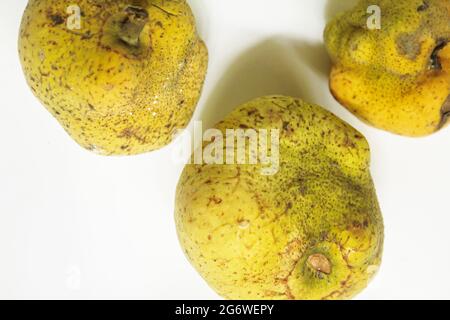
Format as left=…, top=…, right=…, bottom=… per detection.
left=325, top=0, right=450, bottom=137
left=19, top=0, right=208, bottom=155
left=175, top=96, right=384, bottom=300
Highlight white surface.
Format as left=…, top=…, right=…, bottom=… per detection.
left=0, top=0, right=449, bottom=300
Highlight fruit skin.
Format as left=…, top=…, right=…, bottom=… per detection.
left=175, top=96, right=384, bottom=300
left=324, top=0, right=450, bottom=137
left=19, top=0, right=208, bottom=155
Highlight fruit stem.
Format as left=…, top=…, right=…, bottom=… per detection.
left=118, top=6, right=149, bottom=47
left=307, top=253, right=332, bottom=275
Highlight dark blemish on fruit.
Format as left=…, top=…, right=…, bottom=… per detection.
left=207, top=196, right=223, bottom=206
left=430, top=39, right=448, bottom=70
left=437, top=95, right=450, bottom=130
left=396, top=33, right=422, bottom=60
left=417, top=1, right=429, bottom=12
left=81, top=31, right=94, bottom=40
left=48, top=13, right=64, bottom=26
left=284, top=202, right=292, bottom=213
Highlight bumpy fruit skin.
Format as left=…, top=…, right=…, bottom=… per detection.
left=175, top=96, right=384, bottom=300
left=19, top=0, right=208, bottom=155
left=325, top=0, right=450, bottom=137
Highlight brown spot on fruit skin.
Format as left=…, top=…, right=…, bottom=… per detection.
left=396, top=33, right=422, bottom=60
left=418, top=1, right=430, bottom=12
left=48, top=13, right=64, bottom=26
left=207, top=196, right=223, bottom=206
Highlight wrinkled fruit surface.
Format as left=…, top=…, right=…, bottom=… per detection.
left=175, top=96, right=384, bottom=300
left=325, top=0, right=450, bottom=136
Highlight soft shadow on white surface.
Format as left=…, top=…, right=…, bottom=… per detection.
left=199, top=37, right=331, bottom=129
left=324, top=0, right=359, bottom=20
left=187, top=0, right=213, bottom=42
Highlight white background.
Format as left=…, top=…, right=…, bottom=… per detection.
left=1, top=0, right=449, bottom=300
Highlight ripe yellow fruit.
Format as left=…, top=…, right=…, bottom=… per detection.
left=19, top=0, right=208, bottom=154
left=325, top=0, right=450, bottom=136
left=175, top=96, right=384, bottom=300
